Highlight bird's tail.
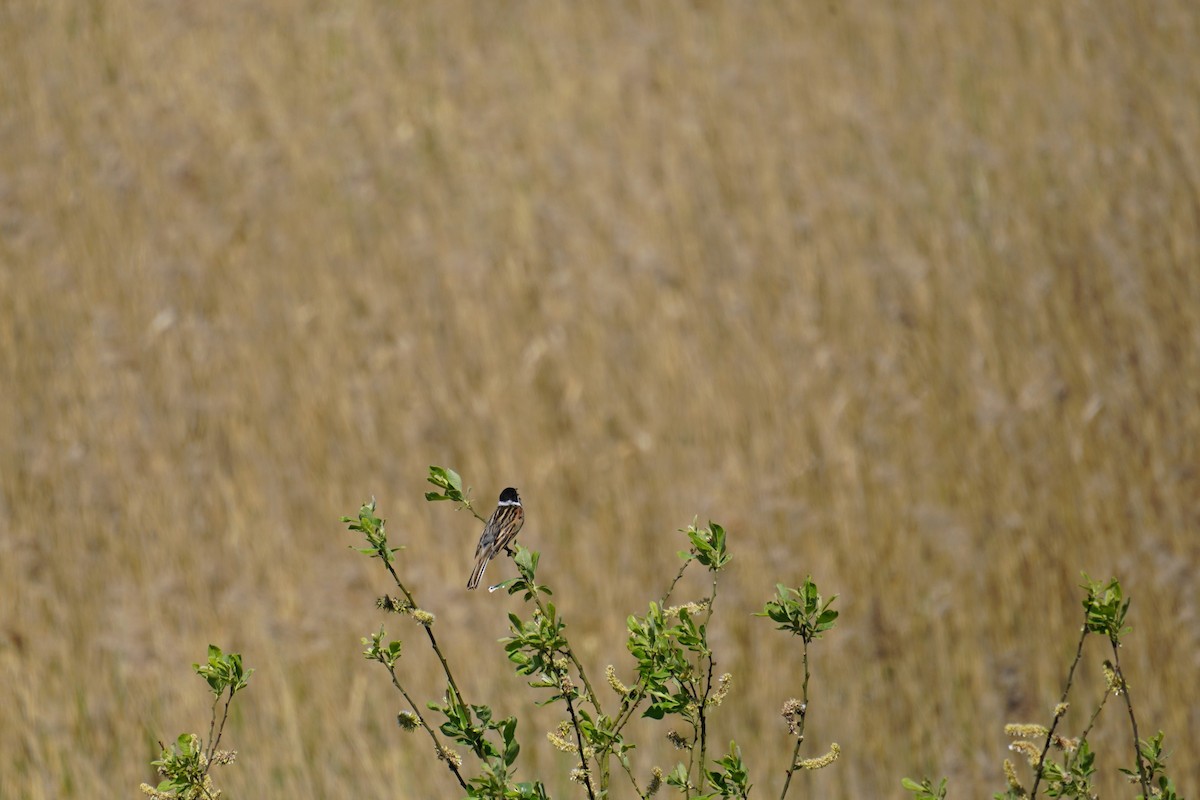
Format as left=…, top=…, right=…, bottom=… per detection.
left=467, top=553, right=491, bottom=590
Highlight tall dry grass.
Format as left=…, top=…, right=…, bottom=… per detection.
left=1, top=1, right=1197, bottom=797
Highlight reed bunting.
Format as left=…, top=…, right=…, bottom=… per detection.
left=467, top=487, right=525, bottom=590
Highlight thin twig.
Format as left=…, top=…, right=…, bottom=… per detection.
left=611, top=685, right=646, bottom=736
left=1056, top=685, right=1112, bottom=783
left=661, top=559, right=691, bottom=607
left=686, top=716, right=699, bottom=799
left=380, top=557, right=464, bottom=702
left=697, top=655, right=715, bottom=794
left=780, top=736, right=805, bottom=799
left=607, top=545, right=688, bottom=740
left=696, top=575, right=719, bottom=793
left=1030, top=624, right=1088, bottom=799
left=528, top=575, right=602, bottom=714
left=562, top=673, right=598, bottom=800
left=202, top=689, right=234, bottom=773
left=1110, top=641, right=1151, bottom=798
left=204, top=695, right=219, bottom=766
left=614, top=752, right=649, bottom=799
left=1077, top=684, right=1111, bottom=744
left=386, top=664, right=469, bottom=790
left=779, top=639, right=810, bottom=800
left=565, top=648, right=601, bottom=715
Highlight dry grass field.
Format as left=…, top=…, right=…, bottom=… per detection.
left=2, top=2, right=1198, bottom=797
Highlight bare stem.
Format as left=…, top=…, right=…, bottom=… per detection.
left=696, top=575, right=719, bottom=793
left=686, top=717, right=699, bottom=799
left=615, top=755, right=649, bottom=799
left=697, top=656, right=714, bottom=793
left=1077, top=684, right=1111, bottom=744
left=661, top=559, right=691, bottom=606
left=1110, top=640, right=1151, bottom=799
left=611, top=685, right=646, bottom=736
left=779, top=639, right=811, bottom=800
left=201, top=689, right=234, bottom=775
left=780, top=737, right=805, bottom=800
left=381, top=557, right=464, bottom=702
left=204, top=695, right=219, bottom=767
left=1030, top=624, right=1088, bottom=799
left=562, top=674, right=598, bottom=800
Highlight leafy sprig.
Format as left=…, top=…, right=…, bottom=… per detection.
left=141, top=646, right=251, bottom=800
left=904, top=575, right=1180, bottom=800
left=346, top=468, right=844, bottom=799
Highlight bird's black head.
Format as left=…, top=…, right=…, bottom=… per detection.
left=498, top=487, right=521, bottom=504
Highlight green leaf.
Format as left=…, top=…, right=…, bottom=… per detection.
left=514, top=546, right=537, bottom=572
left=426, top=466, right=466, bottom=502
left=666, top=763, right=690, bottom=789
left=501, top=716, right=521, bottom=766
left=902, top=777, right=948, bottom=799
left=756, top=578, right=838, bottom=642
left=1080, top=574, right=1131, bottom=641
left=683, top=521, right=732, bottom=570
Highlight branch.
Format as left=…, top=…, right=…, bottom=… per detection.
left=562, top=672, right=598, bottom=800
left=1110, top=640, right=1151, bottom=798
left=199, top=688, right=235, bottom=777
left=528, top=578, right=602, bottom=715
left=386, top=664, right=469, bottom=790
left=660, top=559, right=691, bottom=606
left=697, top=655, right=714, bottom=793
left=696, top=574, right=719, bottom=792
left=380, top=556, right=465, bottom=702
left=779, top=640, right=810, bottom=800
left=1030, top=624, right=1087, bottom=799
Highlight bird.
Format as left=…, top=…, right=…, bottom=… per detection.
left=467, top=487, right=525, bottom=590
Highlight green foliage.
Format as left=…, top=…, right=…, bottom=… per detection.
left=901, top=776, right=947, bottom=799
left=426, top=466, right=468, bottom=504
left=755, top=580, right=838, bottom=643
left=665, top=762, right=692, bottom=792
left=142, top=468, right=1187, bottom=800
left=499, top=546, right=553, bottom=600
left=466, top=760, right=552, bottom=800
left=342, top=468, right=844, bottom=799
left=504, top=602, right=572, bottom=698
left=342, top=498, right=402, bottom=565
left=682, top=521, right=732, bottom=571
left=142, top=647, right=251, bottom=800
left=1040, top=739, right=1097, bottom=798
left=1122, top=732, right=1184, bottom=800
left=1080, top=573, right=1131, bottom=642
left=904, top=576, right=1185, bottom=800
left=193, top=644, right=253, bottom=697
left=149, top=735, right=208, bottom=799
left=626, top=602, right=704, bottom=720
left=362, top=626, right=403, bottom=669
left=430, top=685, right=522, bottom=768
left=703, top=741, right=751, bottom=799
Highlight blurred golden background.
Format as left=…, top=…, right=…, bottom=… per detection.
left=2, top=2, right=1197, bottom=797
